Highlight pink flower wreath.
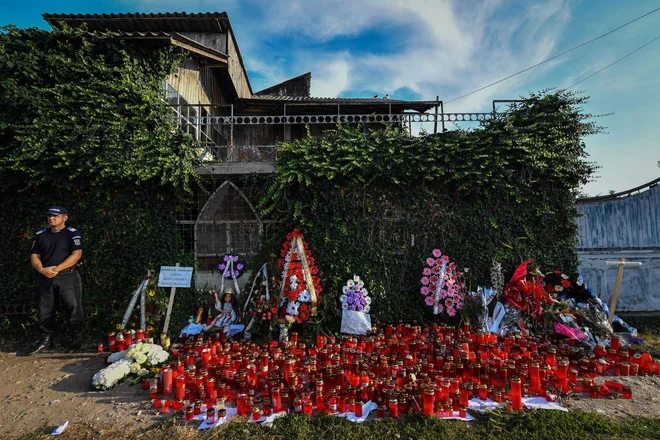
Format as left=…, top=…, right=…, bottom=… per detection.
left=420, top=249, right=465, bottom=318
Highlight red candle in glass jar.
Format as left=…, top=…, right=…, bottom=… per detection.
left=185, top=406, right=193, bottom=420
left=355, top=401, right=363, bottom=417
left=303, top=399, right=313, bottom=415
left=338, top=396, right=347, bottom=413
left=97, top=343, right=104, bottom=353
left=201, top=348, right=211, bottom=366
left=389, top=397, right=399, bottom=418
left=206, top=407, right=216, bottom=424
left=545, top=348, right=556, bottom=368
left=459, top=405, right=466, bottom=418
left=620, top=362, right=630, bottom=376
left=142, top=378, right=150, bottom=391
left=271, top=388, right=281, bottom=412
left=478, top=384, right=488, bottom=401
left=162, top=399, right=170, bottom=414
left=422, top=387, right=435, bottom=417
left=162, top=367, right=173, bottom=395
left=510, top=376, right=522, bottom=410
left=252, top=407, right=262, bottom=421
left=622, top=386, right=632, bottom=399
left=237, top=393, right=248, bottom=416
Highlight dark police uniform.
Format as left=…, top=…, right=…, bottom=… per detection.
left=31, top=226, right=85, bottom=335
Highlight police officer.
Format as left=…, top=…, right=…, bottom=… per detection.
left=26, top=206, right=84, bottom=355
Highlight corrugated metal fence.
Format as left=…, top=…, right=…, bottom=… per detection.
left=577, top=180, right=660, bottom=312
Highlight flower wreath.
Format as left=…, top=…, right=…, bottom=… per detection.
left=277, top=229, right=322, bottom=324
left=420, top=249, right=465, bottom=318
left=218, top=253, right=247, bottom=279
left=340, top=275, right=371, bottom=313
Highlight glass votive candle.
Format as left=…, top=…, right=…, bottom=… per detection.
left=303, top=399, right=313, bottom=415
left=459, top=405, right=466, bottom=418
left=162, top=399, right=170, bottom=414
left=389, top=397, right=399, bottom=418
left=622, top=386, right=632, bottom=399
left=206, top=407, right=216, bottom=424
left=194, top=400, right=203, bottom=416
left=355, top=401, right=363, bottom=418
left=252, top=407, right=262, bottom=421
left=185, top=406, right=193, bottom=420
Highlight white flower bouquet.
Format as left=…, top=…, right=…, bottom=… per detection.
left=92, top=342, right=170, bottom=391
left=92, top=360, right=132, bottom=391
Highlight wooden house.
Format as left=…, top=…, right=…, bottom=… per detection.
left=42, top=12, right=468, bottom=286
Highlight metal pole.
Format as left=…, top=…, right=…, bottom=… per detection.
left=230, top=104, right=234, bottom=161
left=434, top=96, right=439, bottom=134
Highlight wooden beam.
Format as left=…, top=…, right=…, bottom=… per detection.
left=170, top=38, right=228, bottom=64
left=197, top=162, right=276, bottom=175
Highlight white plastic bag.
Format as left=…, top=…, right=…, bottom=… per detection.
left=341, top=310, right=371, bottom=335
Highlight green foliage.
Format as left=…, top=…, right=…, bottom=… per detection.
left=0, top=25, right=201, bottom=335
left=261, top=91, right=600, bottom=331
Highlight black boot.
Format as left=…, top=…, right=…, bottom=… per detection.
left=67, top=332, right=83, bottom=352
left=24, top=334, right=53, bottom=356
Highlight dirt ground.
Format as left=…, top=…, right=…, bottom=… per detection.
left=0, top=343, right=164, bottom=439
left=0, top=342, right=659, bottom=439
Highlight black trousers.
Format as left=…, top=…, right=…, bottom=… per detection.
left=36, top=271, right=84, bottom=335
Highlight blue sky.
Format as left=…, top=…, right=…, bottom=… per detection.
left=2, top=0, right=659, bottom=196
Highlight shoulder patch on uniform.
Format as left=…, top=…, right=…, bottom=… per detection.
left=35, top=228, right=47, bottom=236
left=66, top=227, right=77, bottom=232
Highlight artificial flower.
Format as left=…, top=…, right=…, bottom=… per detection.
left=432, top=249, right=442, bottom=258
left=425, top=296, right=435, bottom=306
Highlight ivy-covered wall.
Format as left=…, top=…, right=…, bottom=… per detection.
left=0, top=25, right=201, bottom=335
left=261, top=91, right=600, bottom=332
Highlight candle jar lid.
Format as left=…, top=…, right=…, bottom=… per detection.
left=218, top=408, right=226, bottom=418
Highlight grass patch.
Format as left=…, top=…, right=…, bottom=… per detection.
left=15, top=410, right=660, bottom=440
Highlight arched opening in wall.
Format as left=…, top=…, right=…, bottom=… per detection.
left=194, top=181, right=263, bottom=276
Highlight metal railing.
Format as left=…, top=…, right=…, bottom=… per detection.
left=168, top=103, right=503, bottom=163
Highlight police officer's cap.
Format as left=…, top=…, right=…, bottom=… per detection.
left=46, top=206, right=68, bottom=216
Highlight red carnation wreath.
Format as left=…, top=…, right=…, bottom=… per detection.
left=277, top=228, right=322, bottom=324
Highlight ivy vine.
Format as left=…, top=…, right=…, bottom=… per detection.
left=261, top=90, right=600, bottom=330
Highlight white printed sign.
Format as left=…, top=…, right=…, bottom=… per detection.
left=158, top=266, right=193, bottom=288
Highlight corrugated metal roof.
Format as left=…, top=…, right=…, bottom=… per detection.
left=42, top=12, right=229, bottom=33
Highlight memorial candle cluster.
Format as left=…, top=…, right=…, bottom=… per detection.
left=146, top=324, right=658, bottom=419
